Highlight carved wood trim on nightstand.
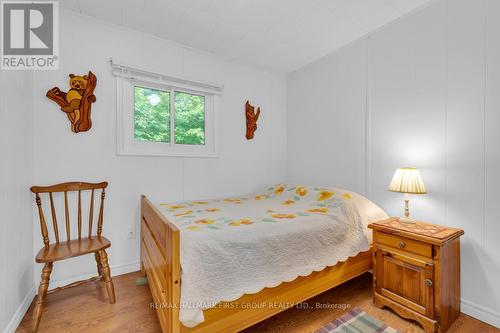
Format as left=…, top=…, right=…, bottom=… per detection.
left=375, top=292, right=437, bottom=333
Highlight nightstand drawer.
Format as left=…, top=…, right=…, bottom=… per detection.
left=377, top=233, right=432, bottom=257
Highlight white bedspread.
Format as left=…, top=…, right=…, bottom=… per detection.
left=156, top=184, right=387, bottom=327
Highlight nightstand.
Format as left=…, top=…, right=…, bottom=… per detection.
left=368, top=218, right=464, bottom=333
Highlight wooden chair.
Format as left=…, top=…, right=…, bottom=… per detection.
left=30, top=181, right=116, bottom=332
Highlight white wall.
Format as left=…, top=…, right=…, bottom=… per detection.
left=7, top=0, right=500, bottom=329
left=287, top=0, right=500, bottom=327
left=0, top=71, right=34, bottom=332
left=31, top=10, right=287, bottom=286
left=287, top=40, right=368, bottom=194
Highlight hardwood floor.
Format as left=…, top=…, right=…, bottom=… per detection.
left=17, top=272, right=498, bottom=333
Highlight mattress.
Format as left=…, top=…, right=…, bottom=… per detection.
left=156, top=184, right=388, bottom=327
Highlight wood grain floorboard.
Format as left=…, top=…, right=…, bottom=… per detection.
left=17, top=272, right=498, bottom=333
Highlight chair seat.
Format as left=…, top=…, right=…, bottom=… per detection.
left=35, top=236, right=111, bottom=263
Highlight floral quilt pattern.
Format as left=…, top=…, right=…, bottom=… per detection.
left=158, top=184, right=354, bottom=232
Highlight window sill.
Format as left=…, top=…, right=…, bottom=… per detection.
left=117, top=147, right=218, bottom=158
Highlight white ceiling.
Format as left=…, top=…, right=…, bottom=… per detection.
left=61, top=0, right=432, bottom=74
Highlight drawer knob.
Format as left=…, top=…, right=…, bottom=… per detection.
left=397, top=241, right=406, bottom=249
left=425, top=279, right=433, bottom=287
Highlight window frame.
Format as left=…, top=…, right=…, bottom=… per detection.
left=116, top=76, right=217, bottom=158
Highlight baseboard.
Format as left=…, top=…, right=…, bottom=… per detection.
left=49, top=261, right=140, bottom=289
left=3, top=261, right=140, bottom=333
left=3, top=285, right=36, bottom=333
left=462, top=298, right=500, bottom=329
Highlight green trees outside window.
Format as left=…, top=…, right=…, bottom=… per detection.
left=134, top=86, right=205, bottom=145
left=174, top=92, right=205, bottom=145
left=134, top=86, right=170, bottom=142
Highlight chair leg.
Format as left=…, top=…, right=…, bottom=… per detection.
left=94, top=252, right=103, bottom=278
left=99, top=249, right=116, bottom=304
left=32, top=262, right=53, bottom=332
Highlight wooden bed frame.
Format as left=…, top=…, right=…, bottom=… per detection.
left=140, top=195, right=373, bottom=333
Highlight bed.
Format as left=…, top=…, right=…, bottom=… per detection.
left=140, top=184, right=387, bottom=333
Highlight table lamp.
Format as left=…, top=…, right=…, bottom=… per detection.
left=388, top=167, right=426, bottom=223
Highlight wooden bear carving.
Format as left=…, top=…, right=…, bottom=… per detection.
left=245, top=100, right=260, bottom=140
left=46, top=71, right=97, bottom=133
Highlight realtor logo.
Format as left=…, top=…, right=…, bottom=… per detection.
left=1, top=1, right=58, bottom=69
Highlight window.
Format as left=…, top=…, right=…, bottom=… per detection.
left=173, top=92, right=205, bottom=145
left=113, top=61, right=222, bottom=157
left=134, top=86, right=170, bottom=143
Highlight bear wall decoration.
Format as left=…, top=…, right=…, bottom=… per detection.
left=245, top=100, right=260, bottom=140
left=46, top=71, right=97, bottom=133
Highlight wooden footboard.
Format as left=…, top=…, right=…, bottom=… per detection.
left=141, top=195, right=373, bottom=333
left=141, top=195, right=181, bottom=333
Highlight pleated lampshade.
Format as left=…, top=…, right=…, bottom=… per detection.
left=388, top=168, right=427, bottom=194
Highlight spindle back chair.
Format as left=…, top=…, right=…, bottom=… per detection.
left=30, top=181, right=116, bottom=332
